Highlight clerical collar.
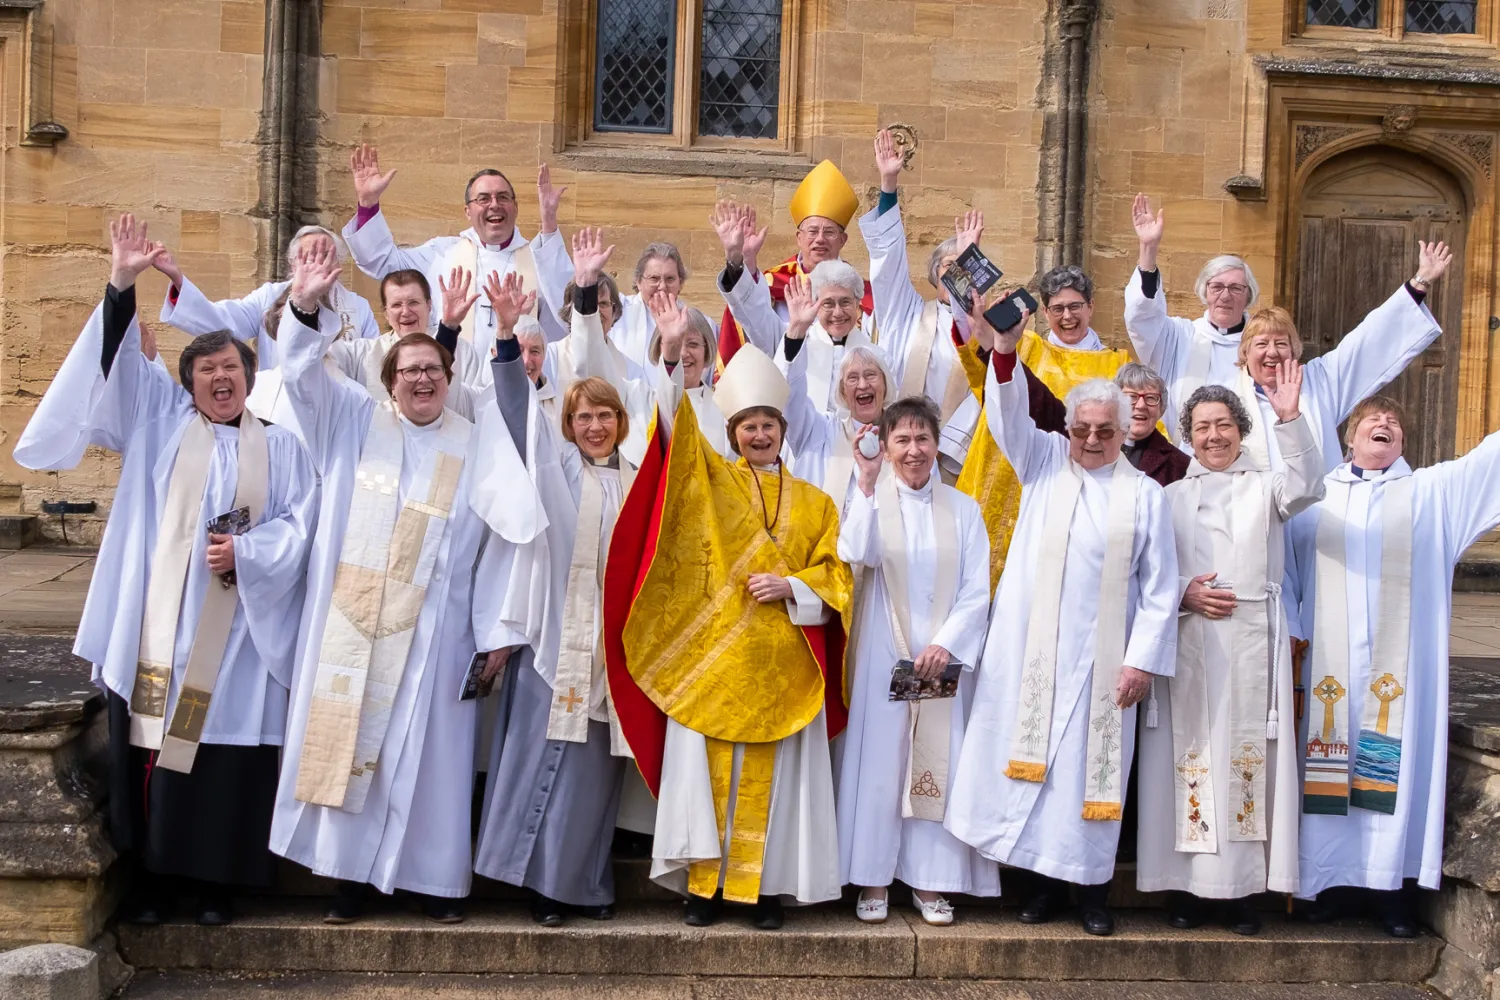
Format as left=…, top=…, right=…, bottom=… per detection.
left=895, top=475, right=934, bottom=501
left=476, top=230, right=521, bottom=253
left=1045, top=328, right=1104, bottom=351
left=1350, top=462, right=1393, bottom=480
left=398, top=410, right=443, bottom=433
left=588, top=451, right=621, bottom=469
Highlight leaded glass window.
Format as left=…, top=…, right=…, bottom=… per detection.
left=698, top=0, right=782, bottom=139
left=1405, top=0, right=1477, bottom=31
left=594, top=0, right=677, bottom=133
left=1306, top=0, right=1378, bottom=27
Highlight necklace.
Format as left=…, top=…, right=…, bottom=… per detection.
left=751, top=461, right=784, bottom=542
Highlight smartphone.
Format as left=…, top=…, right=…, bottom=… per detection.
left=984, top=287, right=1039, bottom=334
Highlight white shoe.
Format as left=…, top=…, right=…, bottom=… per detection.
left=855, top=891, right=889, bottom=923
left=912, top=891, right=955, bottom=926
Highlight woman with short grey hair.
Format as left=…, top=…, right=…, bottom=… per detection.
left=1176, top=384, right=1252, bottom=444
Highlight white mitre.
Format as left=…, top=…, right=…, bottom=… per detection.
left=714, top=344, right=790, bottom=420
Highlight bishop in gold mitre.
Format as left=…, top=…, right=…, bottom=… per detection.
left=603, top=343, right=852, bottom=931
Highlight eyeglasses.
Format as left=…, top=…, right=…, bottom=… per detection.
left=842, top=371, right=883, bottom=387
left=396, top=364, right=446, bottom=383
left=819, top=299, right=859, bottom=313
left=467, top=192, right=516, bottom=207
left=1045, top=302, right=1090, bottom=316
left=571, top=411, right=619, bottom=427
left=799, top=225, right=844, bottom=240
left=1068, top=425, right=1117, bottom=442
left=1205, top=282, right=1249, bottom=298
left=1123, top=391, right=1162, bottom=408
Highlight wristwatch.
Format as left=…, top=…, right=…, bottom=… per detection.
left=1410, top=275, right=1430, bottom=290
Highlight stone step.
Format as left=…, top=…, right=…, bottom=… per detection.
left=115, top=902, right=1442, bottom=983
left=117, top=970, right=1441, bottom=1000
left=0, top=515, right=38, bottom=551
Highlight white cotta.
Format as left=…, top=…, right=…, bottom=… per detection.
left=1137, top=415, right=1322, bottom=899
left=269, top=299, right=492, bottom=899
left=834, top=472, right=1000, bottom=895
left=1286, top=439, right=1500, bottom=897
left=13, top=302, right=317, bottom=750
left=944, top=360, right=1178, bottom=886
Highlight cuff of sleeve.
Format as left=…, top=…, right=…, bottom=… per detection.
left=992, top=349, right=1017, bottom=382
left=574, top=282, right=599, bottom=316
left=355, top=203, right=379, bottom=230
left=1139, top=268, right=1160, bottom=299
left=290, top=301, right=319, bottom=329
left=720, top=261, right=746, bottom=292
left=1405, top=281, right=1427, bottom=304
left=494, top=337, right=521, bottom=363
left=784, top=577, right=827, bottom=627
left=876, top=189, right=899, bottom=216
left=783, top=337, right=805, bottom=361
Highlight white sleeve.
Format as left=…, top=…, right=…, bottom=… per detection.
left=858, top=204, right=926, bottom=386
left=1270, top=415, right=1326, bottom=520
left=159, top=276, right=276, bottom=343
left=279, top=302, right=372, bottom=469
left=836, top=489, right=881, bottom=567
left=1312, top=285, right=1443, bottom=423
left=928, top=496, right=992, bottom=669
left=1123, top=484, right=1181, bottom=677
left=341, top=209, right=438, bottom=279
left=720, top=265, right=786, bottom=355
left=1436, top=428, right=1500, bottom=558
left=530, top=230, right=575, bottom=344
left=785, top=576, right=829, bottom=626
left=1122, top=268, right=1192, bottom=387
left=984, top=359, right=1064, bottom=486
left=782, top=342, right=831, bottom=463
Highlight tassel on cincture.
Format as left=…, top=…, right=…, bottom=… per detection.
left=1146, top=678, right=1159, bottom=729
left=1266, top=709, right=1279, bottom=741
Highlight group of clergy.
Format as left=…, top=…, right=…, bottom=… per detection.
left=16, top=129, right=1496, bottom=945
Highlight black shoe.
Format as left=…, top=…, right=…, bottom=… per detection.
left=196, top=885, right=234, bottom=927
left=684, top=892, right=722, bottom=927
left=575, top=903, right=616, bottom=920
left=1302, top=889, right=1344, bottom=924
left=419, top=894, right=465, bottom=924
left=1077, top=883, right=1113, bottom=936
left=611, top=829, right=654, bottom=859
left=1165, top=891, right=1208, bottom=930
left=120, top=893, right=170, bottom=926
left=1225, top=897, right=1261, bottom=936
left=751, top=895, right=783, bottom=930
left=1018, top=885, right=1062, bottom=925
left=1376, top=888, right=1419, bottom=938
left=323, top=881, right=369, bottom=925
left=531, top=894, right=565, bottom=927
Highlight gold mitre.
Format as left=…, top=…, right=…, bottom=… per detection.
left=789, top=160, right=858, bottom=229
left=715, top=344, right=790, bottom=420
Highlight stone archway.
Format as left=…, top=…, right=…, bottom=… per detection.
left=1293, top=144, right=1467, bottom=467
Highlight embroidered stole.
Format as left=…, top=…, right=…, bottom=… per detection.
left=873, top=476, right=960, bottom=822
left=1168, top=467, right=1279, bottom=851
left=898, top=300, right=970, bottom=422
left=546, top=458, right=637, bottom=755
left=1303, top=475, right=1414, bottom=816
left=294, top=403, right=472, bottom=811
left=1005, top=454, right=1138, bottom=821
left=447, top=235, right=540, bottom=343
left=133, top=413, right=269, bottom=772
left=820, top=419, right=864, bottom=512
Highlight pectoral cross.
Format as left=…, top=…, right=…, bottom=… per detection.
left=1313, top=675, right=1346, bottom=743
left=173, top=688, right=212, bottom=740
left=1369, top=672, right=1405, bottom=734
left=558, top=687, right=584, bottom=714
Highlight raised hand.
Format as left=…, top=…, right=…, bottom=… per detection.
left=784, top=273, right=818, bottom=337
left=1265, top=358, right=1303, bottom=423
left=1132, top=193, right=1164, bottom=271
left=711, top=201, right=747, bottom=262
left=852, top=424, right=883, bottom=497
left=351, top=143, right=396, bottom=209
left=570, top=226, right=615, bottom=288
left=649, top=291, right=690, bottom=362
left=483, top=271, right=535, bottom=338
left=955, top=210, right=984, bottom=253
left=439, top=266, right=479, bottom=330
left=109, top=213, right=166, bottom=290
left=739, top=207, right=768, bottom=267
left=289, top=240, right=342, bottom=313
left=537, top=163, right=568, bottom=235
left=150, top=241, right=185, bottom=288
left=1416, top=240, right=1453, bottom=286
left=874, top=129, right=905, bottom=193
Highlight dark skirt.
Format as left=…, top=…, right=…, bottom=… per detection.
left=107, top=691, right=280, bottom=887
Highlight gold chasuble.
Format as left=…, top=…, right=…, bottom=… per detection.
left=955, top=333, right=1130, bottom=592
left=603, top=399, right=852, bottom=902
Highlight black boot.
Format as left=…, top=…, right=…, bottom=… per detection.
left=323, top=880, right=369, bottom=925
left=419, top=893, right=465, bottom=924
left=611, top=829, right=654, bottom=859
left=195, top=882, right=235, bottom=926
left=530, top=894, right=565, bottom=927
left=684, top=891, right=722, bottom=927
left=574, top=902, right=616, bottom=920
left=1224, top=896, right=1261, bottom=936
left=751, top=894, right=783, bottom=930
left=119, top=865, right=175, bottom=925
left=1165, top=890, right=1208, bottom=930
left=1019, top=875, right=1063, bottom=925
left=1377, top=885, right=1420, bottom=939
left=1302, top=888, right=1346, bottom=924
left=1078, top=882, right=1114, bottom=937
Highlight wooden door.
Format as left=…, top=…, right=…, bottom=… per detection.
left=1293, top=146, right=1466, bottom=467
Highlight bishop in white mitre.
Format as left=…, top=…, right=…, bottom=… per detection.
left=836, top=396, right=999, bottom=927
left=1287, top=395, right=1500, bottom=937
left=14, top=215, right=317, bottom=925
left=1136, top=377, right=1323, bottom=936
left=341, top=145, right=574, bottom=343
left=945, top=309, right=1177, bottom=938
left=268, top=247, right=499, bottom=924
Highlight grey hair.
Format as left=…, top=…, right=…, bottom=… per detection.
left=926, top=237, right=959, bottom=290
left=1038, top=264, right=1094, bottom=305
left=1063, top=378, right=1131, bottom=430
left=286, top=225, right=348, bottom=270
left=647, top=306, right=718, bottom=375
left=1194, top=254, right=1260, bottom=307
left=1113, top=361, right=1167, bottom=397
left=179, top=331, right=257, bottom=397
left=809, top=259, right=865, bottom=304
left=557, top=273, right=622, bottom=327
left=634, top=242, right=689, bottom=287
left=1178, top=384, right=1253, bottom=443
left=513, top=314, right=546, bottom=345
left=834, top=344, right=892, bottom=411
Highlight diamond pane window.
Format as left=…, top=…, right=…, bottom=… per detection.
left=1306, top=0, right=1379, bottom=26
left=698, top=0, right=782, bottom=139
left=595, top=0, right=677, bottom=133
left=1405, top=0, right=1477, bottom=31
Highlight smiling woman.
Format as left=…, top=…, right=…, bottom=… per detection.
left=178, top=332, right=258, bottom=424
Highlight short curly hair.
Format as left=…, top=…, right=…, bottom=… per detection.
left=1178, top=384, right=1253, bottom=443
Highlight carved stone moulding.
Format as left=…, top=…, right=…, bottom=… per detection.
left=1294, top=124, right=1363, bottom=170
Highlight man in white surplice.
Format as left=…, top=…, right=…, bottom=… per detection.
left=1137, top=378, right=1323, bottom=936
left=154, top=224, right=380, bottom=371
left=13, top=214, right=318, bottom=926
left=836, top=396, right=999, bottom=926
left=341, top=143, right=574, bottom=343
left=945, top=302, right=1178, bottom=938
left=268, top=244, right=497, bottom=924
left=1287, top=396, right=1500, bottom=937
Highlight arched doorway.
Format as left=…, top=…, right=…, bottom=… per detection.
left=1293, top=145, right=1466, bottom=467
